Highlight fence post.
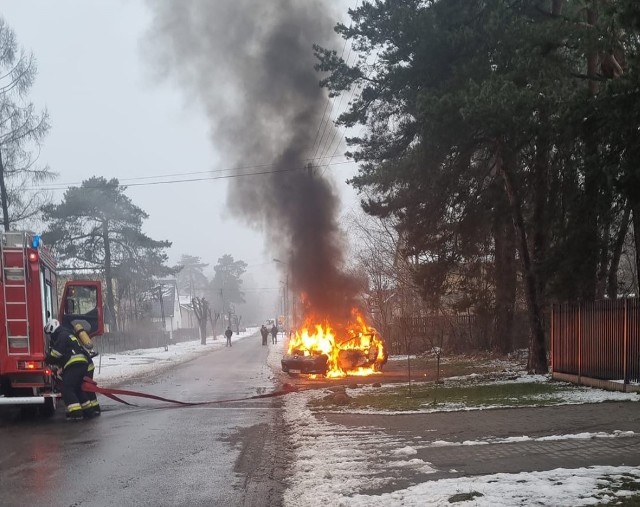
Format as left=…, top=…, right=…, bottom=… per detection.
left=577, top=303, right=582, bottom=384
left=623, top=298, right=629, bottom=393
left=550, top=304, right=554, bottom=372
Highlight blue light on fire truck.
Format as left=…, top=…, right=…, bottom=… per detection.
left=32, top=234, right=41, bottom=248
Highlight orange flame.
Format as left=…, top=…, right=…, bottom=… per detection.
left=286, top=310, right=386, bottom=378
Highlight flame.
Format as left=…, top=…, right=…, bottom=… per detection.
left=286, top=310, right=387, bottom=378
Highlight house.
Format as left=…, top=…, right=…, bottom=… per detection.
left=179, top=295, right=197, bottom=329
left=149, top=279, right=181, bottom=341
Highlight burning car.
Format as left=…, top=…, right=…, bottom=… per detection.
left=281, top=312, right=387, bottom=377
left=280, top=350, right=328, bottom=375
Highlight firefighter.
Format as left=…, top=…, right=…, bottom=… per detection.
left=44, top=319, right=93, bottom=421
left=74, top=323, right=101, bottom=416
left=271, top=324, right=278, bottom=345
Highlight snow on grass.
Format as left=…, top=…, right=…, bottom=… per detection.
left=318, top=375, right=639, bottom=415
left=427, top=430, right=636, bottom=448
left=346, top=466, right=640, bottom=507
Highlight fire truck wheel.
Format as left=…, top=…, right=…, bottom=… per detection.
left=20, top=406, right=38, bottom=419
left=40, top=397, right=56, bottom=417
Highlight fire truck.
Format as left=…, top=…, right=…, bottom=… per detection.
left=0, top=231, right=103, bottom=416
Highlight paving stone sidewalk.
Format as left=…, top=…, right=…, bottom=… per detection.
left=321, top=402, right=640, bottom=485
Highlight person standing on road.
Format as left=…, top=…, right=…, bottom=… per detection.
left=44, top=319, right=93, bottom=420
left=225, top=326, right=233, bottom=347
left=271, top=324, right=278, bottom=345
left=260, top=325, right=269, bottom=346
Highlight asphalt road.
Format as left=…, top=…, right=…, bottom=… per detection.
left=0, top=332, right=288, bottom=507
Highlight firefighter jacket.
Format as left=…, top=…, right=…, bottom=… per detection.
left=46, top=328, right=89, bottom=371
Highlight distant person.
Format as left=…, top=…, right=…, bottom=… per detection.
left=225, top=326, right=233, bottom=347
left=260, top=325, right=269, bottom=346
left=271, top=324, right=278, bottom=345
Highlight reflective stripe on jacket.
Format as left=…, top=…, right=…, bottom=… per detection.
left=47, top=331, right=89, bottom=371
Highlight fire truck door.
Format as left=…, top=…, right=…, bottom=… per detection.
left=59, top=281, right=104, bottom=337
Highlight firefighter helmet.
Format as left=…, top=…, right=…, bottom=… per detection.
left=44, top=319, right=60, bottom=335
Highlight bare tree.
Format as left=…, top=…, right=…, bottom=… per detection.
left=0, top=17, right=55, bottom=231
left=192, top=297, right=209, bottom=345
left=345, top=210, right=424, bottom=354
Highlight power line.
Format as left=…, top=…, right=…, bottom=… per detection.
left=26, top=159, right=355, bottom=191
left=34, top=153, right=351, bottom=190
left=321, top=52, right=380, bottom=177
left=308, top=0, right=360, bottom=161
left=316, top=32, right=359, bottom=163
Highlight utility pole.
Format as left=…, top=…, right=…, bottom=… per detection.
left=285, top=272, right=289, bottom=335
left=220, top=288, right=225, bottom=336
left=158, top=284, right=168, bottom=351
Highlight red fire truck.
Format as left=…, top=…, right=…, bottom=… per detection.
left=0, top=231, right=103, bottom=416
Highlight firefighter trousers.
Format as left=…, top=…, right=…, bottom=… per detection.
left=62, top=362, right=91, bottom=418
left=85, top=362, right=101, bottom=415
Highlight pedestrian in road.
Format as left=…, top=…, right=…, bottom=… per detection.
left=260, top=325, right=269, bottom=346
left=44, top=319, right=93, bottom=420
left=271, top=324, right=278, bottom=345
left=225, top=326, right=233, bottom=347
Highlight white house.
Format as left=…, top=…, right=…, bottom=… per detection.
left=149, top=279, right=182, bottom=341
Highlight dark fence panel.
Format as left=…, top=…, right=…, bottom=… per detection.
left=551, top=298, right=640, bottom=384
left=385, top=312, right=529, bottom=355
left=95, top=328, right=169, bottom=354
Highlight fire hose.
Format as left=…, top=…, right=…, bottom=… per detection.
left=81, top=377, right=300, bottom=407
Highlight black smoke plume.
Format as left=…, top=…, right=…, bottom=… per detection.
left=147, top=0, right=361, bottom=323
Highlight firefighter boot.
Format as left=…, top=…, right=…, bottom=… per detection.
left=82, top=401, right=96, bottom=419
left=66, top=403, right=84, bottom=421
left=90, top=401, right=101, bottom=417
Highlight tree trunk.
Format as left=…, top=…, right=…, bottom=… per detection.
left=533, top=118, right=550, bottom=307
left=200, top=320, right=207, bottom=345
left=102, top=220, right=118, bottom=332
left=632, top=206, right=640, bottom=296
left=578, top=0, right=601, bottom=300
left=0, top=151, right=11, bottom=231
left=493, top=186, right=516, bottom=354
left=596, top=211, right=612, bottom=299
left=606, top=204, right=631, bottom=298
left=495, top=146, right=548, bottom=373
left=192, top=297, right=208, bottom=344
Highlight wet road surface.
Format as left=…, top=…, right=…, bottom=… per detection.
left=0, top=332, right=288, bottom=507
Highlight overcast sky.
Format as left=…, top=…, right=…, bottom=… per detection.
left=1, top=0, right=362, bottom=293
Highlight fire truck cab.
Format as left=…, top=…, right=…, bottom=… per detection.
left=0, top=231, right=103, bottom=416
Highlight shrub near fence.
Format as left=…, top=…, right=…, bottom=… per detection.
left=551, top=298, right=640, bottom=385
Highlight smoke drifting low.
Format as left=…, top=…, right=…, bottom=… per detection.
left=147, top=0, right=361, bottom=322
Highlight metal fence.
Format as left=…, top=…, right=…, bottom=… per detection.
left=383, top=312, right=530, bottom=355
left=551, top=298, right=640, bottom=384
left=94, top=326, right=201, bottom=354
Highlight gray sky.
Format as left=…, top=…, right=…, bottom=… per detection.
left=1, top=0, right=362, bottom=294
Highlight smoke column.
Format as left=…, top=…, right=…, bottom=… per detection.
left=147, top=1, right=361, bottom=322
